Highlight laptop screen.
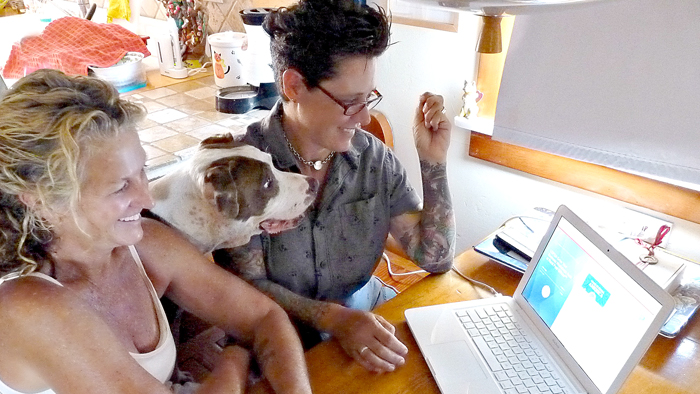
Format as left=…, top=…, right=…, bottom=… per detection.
left=521, top=217, right=663, bottom=393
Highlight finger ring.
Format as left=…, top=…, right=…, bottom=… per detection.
left=440, top=108, right=447, bottom=114
left=359, top=346, right=369, bottom=356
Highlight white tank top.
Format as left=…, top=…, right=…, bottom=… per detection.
left=0, top=245, right=177, bottom=394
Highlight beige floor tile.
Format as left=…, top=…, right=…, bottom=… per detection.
left=136, top=118, right=159, bottom=131
left=140, top=87, right=178, bottom=100
left=147, top=108, right=189, bottom=124
left=157, top=93, right=197, bottom=107
left=166, top=116, right=212, bottom=133
left=189, top=76, right=215, bottom=87
left=142, top=144, right=168, bottom=160
left=138, top=72, right=264, bottom=172
left=146, top=153, right=179, bottom=168
left=152, top=134, right=200, bottom=153
left=168, top=80, right=209, bottom=93
left=175, top=100, right=217, bottom=115
left=185, top=86, right=218, bottom=100
left=142, top=101, right=168, bottom=113
left=196, top=110, right=233, bottom=122
left=139, top=125, right=178, bottom=143
left=120, top=90, right=140, bottom=98
left=186, top=123, right=237, bottom=140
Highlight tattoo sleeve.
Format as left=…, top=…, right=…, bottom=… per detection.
left=397, top=160, right=455, bottom=273
left=213, top=245, right=336, bottom=331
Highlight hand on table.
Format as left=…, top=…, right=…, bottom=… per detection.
left=329, top=307, right=408, bottom=373
left=413, top=92, right=451, bottom=164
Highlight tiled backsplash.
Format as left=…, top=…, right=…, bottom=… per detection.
left=122, top=75, right=269, bottom=179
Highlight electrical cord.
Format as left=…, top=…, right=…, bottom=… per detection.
left=450, top=265, right=501, bottom=297
left=503, top=215, right=551, bottom=227
left=187, top=61, right=212, bottom=76
left=382, top=252, right=427, bottom=278
left=382, top=251, right=500, bottom=297
left=373, top=275, right=399, bottom=295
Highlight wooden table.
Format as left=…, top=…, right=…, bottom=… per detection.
left=252, top=248, right=700, bottom=394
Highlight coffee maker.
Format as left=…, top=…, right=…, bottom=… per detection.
left=214, top=8, right=279, bottom=114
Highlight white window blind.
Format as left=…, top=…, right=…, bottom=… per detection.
left=491, top=0, right=700, bottom=191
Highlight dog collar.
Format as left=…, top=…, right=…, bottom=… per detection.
left=284, top=133, right=335, bottom=170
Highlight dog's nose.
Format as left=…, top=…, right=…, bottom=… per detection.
left=306, top=177, right=319, bottom=196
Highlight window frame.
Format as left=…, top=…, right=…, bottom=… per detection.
left=468, top=17, right=700, bottom=225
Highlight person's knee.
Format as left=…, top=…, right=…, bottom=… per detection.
left=346, top=276, right=397, bottom=311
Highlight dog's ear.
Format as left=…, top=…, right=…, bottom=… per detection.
left=200, top=133, right=247, bottom=150
left=203, top=164, right=240, bottom=219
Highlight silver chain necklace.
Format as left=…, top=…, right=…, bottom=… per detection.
left=283, top=133, right=335, bottom=171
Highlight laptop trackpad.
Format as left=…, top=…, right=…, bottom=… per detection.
left=424, top=340, right=490, bottom=392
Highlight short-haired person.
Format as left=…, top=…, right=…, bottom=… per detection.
left=213, top=0, right=456, bottom=373
left=0, top=69, right=312, bottom=394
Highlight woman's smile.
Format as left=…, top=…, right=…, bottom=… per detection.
left=118, top=213, right=142, bottom=222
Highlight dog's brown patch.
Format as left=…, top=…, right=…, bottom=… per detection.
left=204, top=156, right=280, bottom=220
left=200, top=133, right=248, bottom=150
left=149, top=179, right=170, bottom=201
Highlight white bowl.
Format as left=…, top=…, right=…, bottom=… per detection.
left=88, top=51, right=146, bottom=92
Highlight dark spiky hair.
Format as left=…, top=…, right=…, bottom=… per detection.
left=263, top=0, right=391, bottom=97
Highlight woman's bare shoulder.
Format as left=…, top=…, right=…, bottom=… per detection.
left=136, top=217, right=208, bottom=293
left=0, top=275, right=71, bottom=324
left=139, top=217, right=198, bottom=251
left=0, top=275, right=172, bottom=394
left=0, top=276, right=88, bottom=369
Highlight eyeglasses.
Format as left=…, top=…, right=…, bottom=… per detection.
left=316, top=85, right=383, bottom=116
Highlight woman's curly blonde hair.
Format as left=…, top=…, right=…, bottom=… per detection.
left=0, top=69, right=145, bottom=276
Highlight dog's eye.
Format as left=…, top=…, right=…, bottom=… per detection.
left=263, top=178, right=273, bottom=189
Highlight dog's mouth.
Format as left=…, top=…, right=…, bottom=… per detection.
left=259, top=214, right=305, bottom=234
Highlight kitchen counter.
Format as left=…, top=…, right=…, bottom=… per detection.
left=128, top=65, right=270, bottom=179
left=0, top=10, right=266, bottom=180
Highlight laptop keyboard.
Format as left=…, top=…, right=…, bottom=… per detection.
left=456, top=304, right=574, bottom=394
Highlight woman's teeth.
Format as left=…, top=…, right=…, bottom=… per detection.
left=119, top=213, right=141, bottom=222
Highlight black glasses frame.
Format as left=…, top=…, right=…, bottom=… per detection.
left=316, top=85, right=383, bottom=116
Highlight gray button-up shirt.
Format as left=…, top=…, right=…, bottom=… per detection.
left=243, top=102, right=421, bottom=304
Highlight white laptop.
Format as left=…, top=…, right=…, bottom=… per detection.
left=405, top=205, right=674, bottom=394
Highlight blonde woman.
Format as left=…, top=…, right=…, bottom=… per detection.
left=0, top=69, right=312, bottom=394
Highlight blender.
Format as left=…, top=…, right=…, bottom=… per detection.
left=214, top=8, right=279, bottom=114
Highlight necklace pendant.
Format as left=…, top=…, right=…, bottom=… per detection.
left=313, top=161, right=323, bottom=170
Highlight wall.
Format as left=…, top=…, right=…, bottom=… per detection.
left=374, top=15, right=700, bottom=263
left=95, top=0, right=293, bottom=33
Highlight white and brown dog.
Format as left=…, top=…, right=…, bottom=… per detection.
left=149, top=133, right=318, bottom=253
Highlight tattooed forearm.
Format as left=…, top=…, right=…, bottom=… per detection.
left=253, top=278, right=335, bottom=331
left=399, top=160, right=455, bottom=272
left=213, top=244, right=266, bottom=281
left=213, top=245, right=334, bottom=330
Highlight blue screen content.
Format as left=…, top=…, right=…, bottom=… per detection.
left=521, top=217, right=662, bottom=393
left=521, top=228, right=585, bottom=326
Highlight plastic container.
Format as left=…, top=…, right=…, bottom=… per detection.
left=240, top=8, right=275, bottom=86
left=88, top=52, right=146, bottom=93
left=207, top=31, right=247, bottom=88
